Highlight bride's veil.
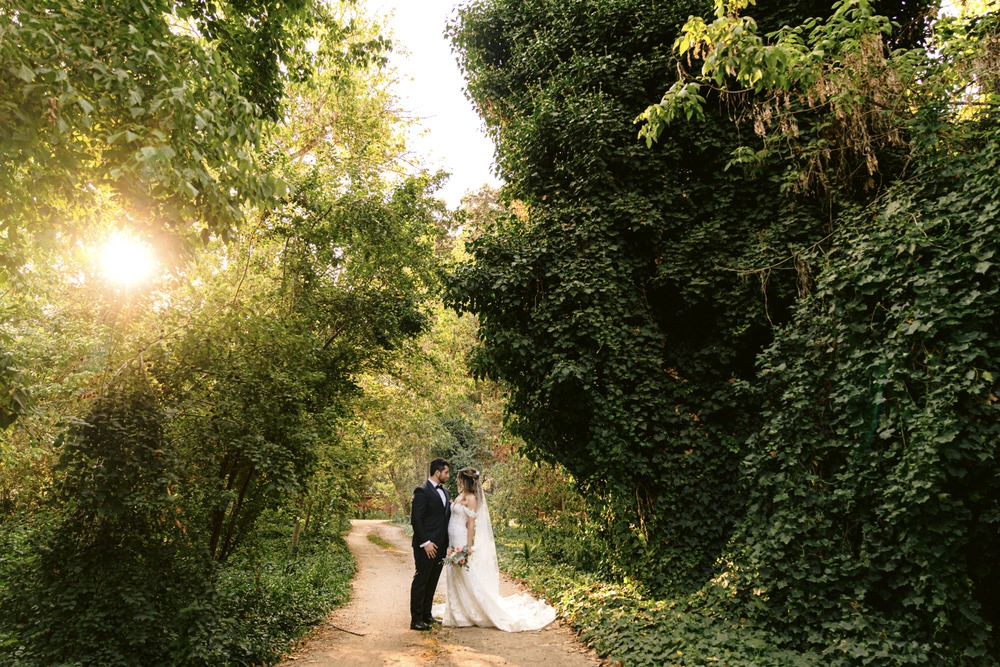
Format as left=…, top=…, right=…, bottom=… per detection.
left=473, top=484, right=500, bottom=599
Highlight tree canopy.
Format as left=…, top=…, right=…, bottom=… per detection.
left=0, top=1, right=456, bottom=662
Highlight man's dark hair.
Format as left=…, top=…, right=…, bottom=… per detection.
left=429, top=458, right=450, bottom=476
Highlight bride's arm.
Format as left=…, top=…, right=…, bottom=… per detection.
left=465, top=512, right=475, bottom=548
left=465, top=495, right=479, bottom=548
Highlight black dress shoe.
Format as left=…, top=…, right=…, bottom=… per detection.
left=425, top=618, right=442, bottom=626
left=410, top=621, right=432, bottom=631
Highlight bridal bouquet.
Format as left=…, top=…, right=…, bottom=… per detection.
left=443, top=545, right=472, bottom=570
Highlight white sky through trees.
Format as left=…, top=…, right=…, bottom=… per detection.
left=372, top=0, right=502, bottom=208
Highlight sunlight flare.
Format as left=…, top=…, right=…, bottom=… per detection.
left=99, top=232, right=156, bottom=286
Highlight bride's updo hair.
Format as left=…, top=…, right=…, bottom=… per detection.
left=456, top=467, right=480, bottom=494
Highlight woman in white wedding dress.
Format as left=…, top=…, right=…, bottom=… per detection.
left=433, top=467, right=556, bottom=632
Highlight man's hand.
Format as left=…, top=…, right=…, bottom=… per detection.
left=424, top=542, right=438, bottom=559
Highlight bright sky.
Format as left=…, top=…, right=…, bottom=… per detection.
left=370, top=0, right=502, bottom=208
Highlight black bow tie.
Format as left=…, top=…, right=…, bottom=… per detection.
left=435, top=484, right=444, bottom=490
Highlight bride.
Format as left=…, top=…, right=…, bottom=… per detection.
left=433, top=467, right=556, bottom=632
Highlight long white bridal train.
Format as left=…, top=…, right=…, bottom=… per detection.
left=433, top=503, right=556, bottom=632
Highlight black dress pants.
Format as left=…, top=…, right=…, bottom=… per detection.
left=410, top=546, right=444, bottom=624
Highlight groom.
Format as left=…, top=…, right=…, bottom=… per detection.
left=409, top=458, right=450, bottom=631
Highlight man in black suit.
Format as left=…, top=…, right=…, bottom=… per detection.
left=409, top=458, right=451, bottom=631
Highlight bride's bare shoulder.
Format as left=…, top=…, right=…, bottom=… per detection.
left=454, top=492, right=478, bottom=513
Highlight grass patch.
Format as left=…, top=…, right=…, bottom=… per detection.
left=366, top=533, right=395, bottom=550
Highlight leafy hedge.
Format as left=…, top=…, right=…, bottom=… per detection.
left=0, top=390, right=215, bottom=666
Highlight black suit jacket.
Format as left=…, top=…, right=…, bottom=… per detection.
left=411, top=480, right=450, bottom=550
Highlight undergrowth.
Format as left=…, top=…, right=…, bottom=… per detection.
left=496, top=532, right=820, bottom=667
left=0, top=511, right=355, bottom=666
left=210, top=512, right=356, bottom=665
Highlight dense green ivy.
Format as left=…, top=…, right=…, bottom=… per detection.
left=726, top=132, right=1000, bottom=663
left=446, top=0, right=834, bottom=593
left=446, top=0, right=999, bottom=662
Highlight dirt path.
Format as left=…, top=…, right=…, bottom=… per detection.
left=279, top=520, right=605, bottom=667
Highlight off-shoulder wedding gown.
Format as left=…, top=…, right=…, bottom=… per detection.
left=433, top=501, right=556, bottom=632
